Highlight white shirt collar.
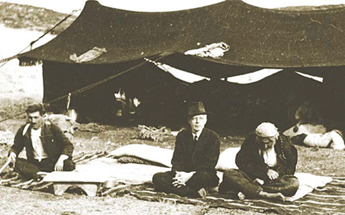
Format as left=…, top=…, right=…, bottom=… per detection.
left=192, top=129, right=203, bottom=141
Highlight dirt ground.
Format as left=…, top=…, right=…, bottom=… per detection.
left=0, top=117, right=344, bottom=215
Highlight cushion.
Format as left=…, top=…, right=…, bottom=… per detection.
left=109, top=144, right=241, bottom=171
left=108, top=144, right=173, bottom=167
left=215, top=147, right=240, bottom=171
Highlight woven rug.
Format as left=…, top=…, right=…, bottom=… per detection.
left=102, top=177, right=345, bottom=214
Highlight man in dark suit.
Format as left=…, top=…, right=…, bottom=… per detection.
left=152, top=101, right=220, bottom=198
left=7, top=104, right=75, bottom=179
left=219, top=122, right=299, bottom=201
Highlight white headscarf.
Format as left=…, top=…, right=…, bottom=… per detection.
left=255, top=122, right=278, bottom=138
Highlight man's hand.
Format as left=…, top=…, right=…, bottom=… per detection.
left=54, top=155, right=68, bottom=171
left=172, top=171, right=195, bottom=188
left=267, top=169, right=279, bottom=180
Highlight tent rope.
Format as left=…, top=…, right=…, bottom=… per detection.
left=0, top=9, right=80, bottom=68
left=66, top=93, right=72, bottom=110
left=0, top=52, right=173, bottom=123
left=144, top=57, right=169, bottom=73
left=46, top=53, right=171, bottom=105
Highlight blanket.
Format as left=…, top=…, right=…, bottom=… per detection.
left=1, top=145, right=344, bottom=214
left=107, top=144, right=239, bottom=171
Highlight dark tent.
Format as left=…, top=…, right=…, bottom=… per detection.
left=18, top=0, right=345, bottom=67
left=17, top=0, right=345, bottom=132
left=186, top=70, right=323, bottom=133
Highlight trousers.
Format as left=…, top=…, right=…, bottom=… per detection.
left=13, top=157, right=75, bottom=179
left=152, top=170, right=219, bottom=197
left=219, top=169, right=299, bottom=199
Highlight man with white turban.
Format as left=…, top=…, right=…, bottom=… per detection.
left=219, top=122, right=299, bottom=201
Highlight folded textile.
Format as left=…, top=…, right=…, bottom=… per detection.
left=286, top=173, right=332, bottom=201
left=107, top=144, right=240, bottom=171
left=76, top=159, right=169, bottom=184
left=107, top=144, right=173, bottom=168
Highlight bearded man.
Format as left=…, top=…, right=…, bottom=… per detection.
left=219, top=122, right=299, bottom=201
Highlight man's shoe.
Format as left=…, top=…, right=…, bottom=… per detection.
left=238, top=192, right=246, bottom=200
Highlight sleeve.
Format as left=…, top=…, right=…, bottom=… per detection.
left=275, top=135, right=298, bottom=175
left=171, top=132, right=185, bottom=171
left=51, top=124, right=74, bottom=158
left=196, top=131, right=220, bottom=172
left=10, top=126, right=25, bottom=156
left=236, top=134, right=270, bottom=180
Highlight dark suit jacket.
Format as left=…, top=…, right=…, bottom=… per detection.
left=236, top=133, right=297, bottom=181
left=171, top=128, right=220, bottom=174
left=10, top=122, right=74, bottom=164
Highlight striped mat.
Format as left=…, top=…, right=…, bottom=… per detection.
left=104, top=177, right=345, bottom=214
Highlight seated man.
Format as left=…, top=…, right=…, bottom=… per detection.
left=7, top=104, right=75, bottom=179
left=219, top=122, right=299, bottom=201
left=152, top=101, right=220, bottom=198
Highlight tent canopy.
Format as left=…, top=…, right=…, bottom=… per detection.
left=18, top=0, right=345, bottom=70
left=15, top=0, right=345, bottom=131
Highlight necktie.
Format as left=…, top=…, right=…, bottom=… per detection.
left=192, top=135, right=198, bottom=149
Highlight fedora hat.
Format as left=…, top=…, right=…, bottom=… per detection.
left=187, top=101, right=211, bottom=116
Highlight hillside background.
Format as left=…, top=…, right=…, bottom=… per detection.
left=0, top=2, right=76, bottom=120
left=0, top=2, right=76, bottom=33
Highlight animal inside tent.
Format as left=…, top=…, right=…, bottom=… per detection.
left=16, top=0, right=345, bottom=132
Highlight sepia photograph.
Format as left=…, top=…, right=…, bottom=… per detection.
left=0, top=0, right=345, bottom=214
